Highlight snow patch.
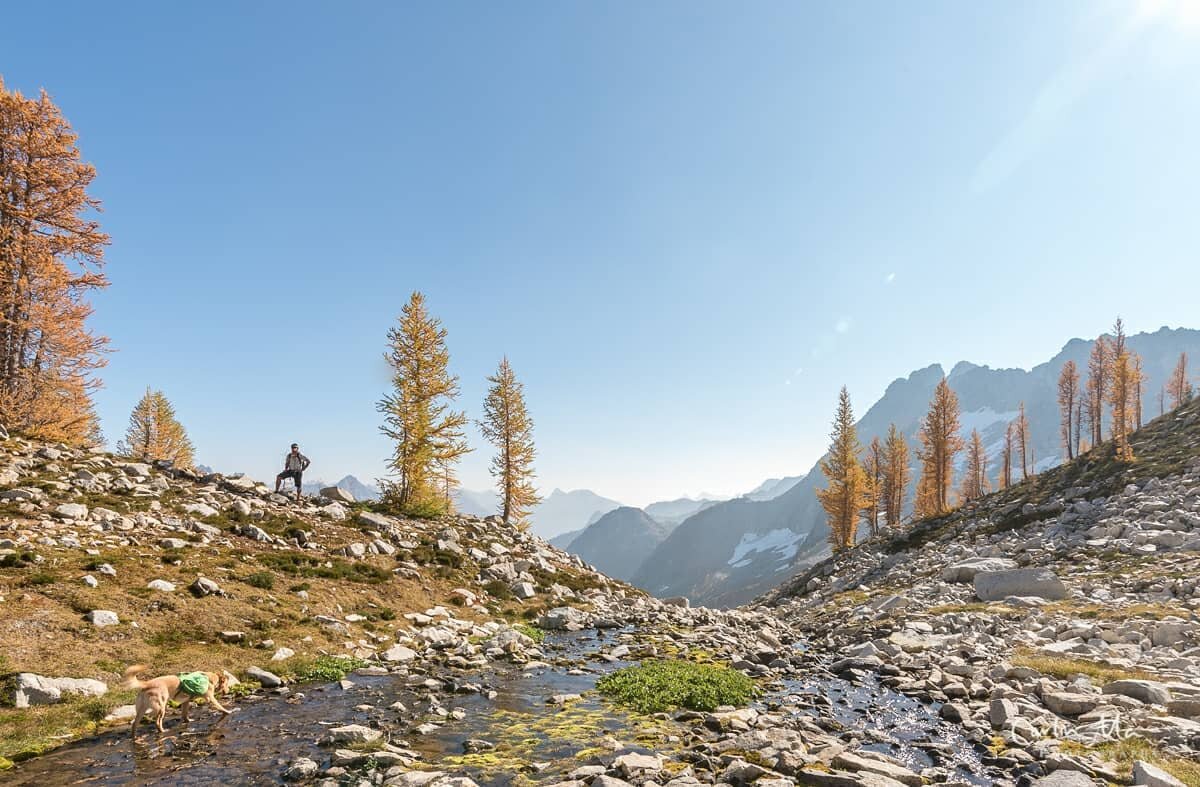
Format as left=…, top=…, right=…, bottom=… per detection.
left=726, top=529, right=802, bottom=567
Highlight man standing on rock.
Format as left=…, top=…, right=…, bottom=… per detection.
left=275, top=443, right=310, bottom=501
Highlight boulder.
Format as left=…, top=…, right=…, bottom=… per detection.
left=942, top=557, right=1019, bottom=582
left=1032, top=773, right=1097, bottom=787
left=246, top=666, right=282, bottom=688
left=146, top=579, right=176, bottom=592
left=182, top=502, right=219, bottom=518
left=381, top=645, right=417, bottom=663
left=284, top=757, right=320, bottom=781
left=1042, top=691, right=1101, bottom=716
left=539, top=606, right=587, bottom=631
left=1103, top=679, right=1172, bottom=706
left=831, top=752, right=922, bottom=787
left=974, top=568, right=1068, bottom=601
left=54, top=503, right=88, bottom=520
left=327, top=724, right=382, bottom=745
left=321, top=486, right=355, bottom=504
left=13, top=673, right=107, bottom=708
left=189, top=576, right=223, bottom=597
left=85, top=610, right=119, bottom=627
left=356, top=511, right=394, bottom=529
left=1132, top=760, right=1187, bottom=787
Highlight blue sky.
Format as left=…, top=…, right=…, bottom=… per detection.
left=3, top=1, right=1199, bottom=505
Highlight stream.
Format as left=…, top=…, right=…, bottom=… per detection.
left=3, top=630, right=1002, bottom=786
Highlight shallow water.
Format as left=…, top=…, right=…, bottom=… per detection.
left=4, top=631, right=1001, bottom=786
left=2, top=631, right=650, bottom=786
left=781, top=673, right=995, bottom=786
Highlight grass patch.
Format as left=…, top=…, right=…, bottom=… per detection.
left=281, top=655, right=366, bottom=684
left=597, top=660, right=755, bottom=714
left=1011, top=648, right=1155, bottom=684
left=256, top=551, right=390, bottom=583
left=1060, top=737, right=1200, bottom=786
left=513, top=623, right=545, bottom=644
left=243, top=571, right=275, bottom=590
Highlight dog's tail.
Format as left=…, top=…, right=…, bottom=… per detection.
left=122, top=664, right=150, bottom=690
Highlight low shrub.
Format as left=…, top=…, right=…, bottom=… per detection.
left=597, top=660, right=755, bottom=714
left=284, top=655, right=366, bottom=683
left=244, top=572, right=275, bottom=590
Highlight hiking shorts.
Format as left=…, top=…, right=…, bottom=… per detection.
left=278, top=469, right=302, bottom=486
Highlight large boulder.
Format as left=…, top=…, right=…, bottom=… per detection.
left=356, top=511, right=394, bottom=529
left=321, top=486, right=355, bottom=504
left=942, top=557, right=1018, bottom=583
left=538, top=606, right=587, bottom=631
left=85, top=610, right=119, bottom=627
left=1132, top=760, right=1187, bottom=787
left=14, top=673, right=107, bottom=708
left=974, top=568, right=1068, bottom=601
left=1103, top=679, right=1172, bottom=706
left=1032, top=773, right=1097, bottom=787
left=54, top=503, right=88, bottom=520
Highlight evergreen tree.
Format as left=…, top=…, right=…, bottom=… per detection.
left=117, top=388, right=194, bottom=468
left=0, top=78, right=109, bottom=443
left=1168, top=352, right=1193, bottom=409
left=1057, top=361, right=1079, bottom=461
left=913, top=378, right=963, bottom=517
left=816, top=387, right=867, bottom=552
left=378, top=292, right=470, bottom=516
left=960, top=429, right=988, bottom=502
left=479, top=357, right=541, bottom=524
left=882, top=424, right=910, bottom=529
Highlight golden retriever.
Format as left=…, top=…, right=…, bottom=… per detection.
left=123, top=664, right=234, bottom=736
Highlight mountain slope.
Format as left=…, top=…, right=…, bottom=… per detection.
left=743, top=475, right=805, bottom=501
left=302, top=474, right=379, bottom=501
left=642, top=497, right=720, bottom=527
left=565, top=506, right=670, bottom=583
left=525, top=488, right=623, bottom=538
left=636, top=326, right=1200, bottom=607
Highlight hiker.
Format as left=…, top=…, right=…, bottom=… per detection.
left=275, top=443, right=310, bottom=501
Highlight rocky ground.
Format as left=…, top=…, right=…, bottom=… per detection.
left=1, top=402, right=1199, bottom=786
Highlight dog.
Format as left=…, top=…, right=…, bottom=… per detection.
left=123, top=664, right=234, bottom=736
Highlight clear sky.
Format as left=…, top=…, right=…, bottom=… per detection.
left=3, top=1, right=1199, bottom=506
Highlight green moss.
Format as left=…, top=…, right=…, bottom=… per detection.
left=281, top=655, right=366, bottom=683
left=597, top=660, right=755, bottom=713
left=256, top=551, right=391, bottom=583
left=243, top=571, right=275, bottom=590
left=513, top=623, right=546, bottom=644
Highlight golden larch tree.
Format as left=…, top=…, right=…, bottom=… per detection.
left=1107, top=318, right=1135, bottom=462
left=816, top=387, right=867, bottom=552
left=378, top=291, right=470, bottom=516
left=1133, top=354, right=1144, bottom=428
left=1015, top=401, right=1031, bottom=480
left=882, top=424, right=910, bottom=529
left=960, top=429, right=988, bottom=502
left=0, top=78, right=109, bottom=444
left=1057, top=361, right=1079, bottom=461
left=1168, top=352, right=1192, bottom=410
left=913, top=378, right=963, bottom=517
left=117, top=388, right=195, bottom=469
left=862, top=437, right=884, bottom=538
left=479, top=356, right=540, bottom=524
left=999, top=421, right=1014, bottom=490
left=1085, top=336, right=1109, bottom=448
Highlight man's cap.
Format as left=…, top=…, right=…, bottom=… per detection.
left=291, top=443, right=299, bottom=448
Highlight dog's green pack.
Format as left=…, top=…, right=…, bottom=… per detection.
left=178, top=672, right=210, bottom=696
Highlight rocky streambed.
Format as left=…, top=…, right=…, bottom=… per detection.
left=1, top=626, right=1002, bottom=787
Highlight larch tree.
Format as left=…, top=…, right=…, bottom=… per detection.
left=1133, top=354, right=1144, bottom=428
left=816, top=387, right=867, bottom=553
left=862, top=437, right=884, bottom=538
left=882, top=424, right=909, bottom=529
left=1015, top=401, right=1031, bottom=480
left=960, top=429, right=988, bottom=503
left=1107, top=318, right=1135, bottom=462
left=1168, top=352, right=1193, bottom=409
left=378, top=291, right=470, bottom=516
left=999, top=421, right=1014, bottom=490
left=1085, top=336, right=1109, bottom=448
left=1057, top=361, right=1080, bottom=461
left=479, top=356, right=540, bottom=524
left=0, top=78, right=109, bottom=444
left=117, top=388, right=194, bottom=469
left=914, top=378, right=963, bottom=517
